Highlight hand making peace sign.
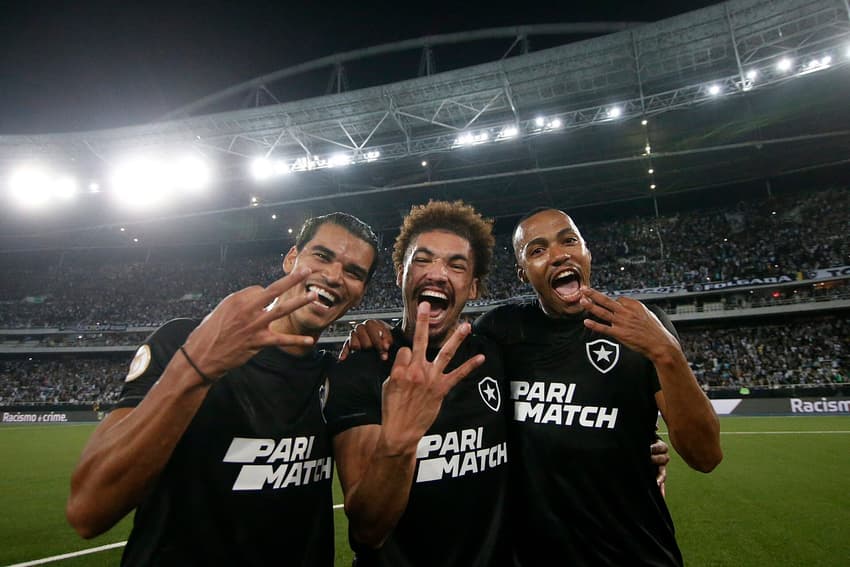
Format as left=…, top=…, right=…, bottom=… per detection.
left=379, top=301, right=485, bottom=455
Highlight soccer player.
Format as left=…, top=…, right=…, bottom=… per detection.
left=473, top=207, right=723, bottom=566
left=66, top=213, right=379, bottom=566
left=325, top=201, right=510, bottom=566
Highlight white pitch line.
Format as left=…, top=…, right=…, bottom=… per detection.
left=9, top=505, right=347, bottom=566
left=6, top=542, right=127, bottom=567
left=720, top=430, right=850, bottom=435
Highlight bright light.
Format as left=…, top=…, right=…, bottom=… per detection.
left=776, top=57, right=793, bottom=72
left=607, top=107, right=622, bottom=119
left=822, top=55, right=832, bottom=66
left=274, top=160, right=290, bottom=175
left=120, top=227, right=126, bottom=232
left=708, top=84, right=721, bottom=96
left=746, top=69, right=758, bottom=81
left=648, top=168, right=654, bottom=174
left=499, top=125, right=519, bottom=139
left=172, top=155, right=211, bottom=192
left=641, top=119, right=648, bottom=126
left=534, top=116, right=545, bottom=127
left=133, top=237, right=139, bottom=243
left=421, top=160, right=428, bottom=167
left=287, top=228, right=293, bottom=234
left=644, top=144, right=652, bottom=154
left=364, top=150, right=381, bottom=162
left=8, top=167, right=54, bottom=209
left=650, top=184, right=656, bottom=189
left=53, top=176, right=78, bottom=200
left=110, top=157, right=170, bottom=209
left=271, top=214, right=277, bottom=220
left=250, top=157, right=274, bottom=181
left=454, top=132, right=489, bottom=147
left=89, top=182, right=100, bottom=193
left=328, top=153, right=352, bottom=168
left=548, top=119, right=562, bottom=129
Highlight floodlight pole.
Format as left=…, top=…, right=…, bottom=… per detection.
left=725, top=3, right=746, bottom=87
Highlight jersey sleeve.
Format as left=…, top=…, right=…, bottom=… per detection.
left=323, top=352, right=385, bottom=437
left=113, top=318, right=199, bottom=410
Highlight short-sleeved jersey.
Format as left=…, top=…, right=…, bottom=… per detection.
left=115, top=318, right=335, bottom=567
left=475, top=301, right=683, bottom=567
left=324, top=326, right=511, bottom=567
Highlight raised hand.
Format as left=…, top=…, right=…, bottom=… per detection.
left=181, top=267, right=318, bottom=379
left=379, top=302, right=485, bottom=455
left=339, top=319, right=393, bottom=361
left=580, top=287, right=680, bottom=360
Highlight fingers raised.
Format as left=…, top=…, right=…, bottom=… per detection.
left=444, top=354, right=485, bottom=389
left=259, top=266, right=312, bottom=308
left=412, top=302, right=431, bottom=358
left=432, top=321, right=471, bottom=374
left=254, top=288, right=318, bottom=330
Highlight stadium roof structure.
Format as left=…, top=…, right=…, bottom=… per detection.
left=2, top=0, right=850, bottom=251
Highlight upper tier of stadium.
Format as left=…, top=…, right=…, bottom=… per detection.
left=3, top=0, right=850, bottom=251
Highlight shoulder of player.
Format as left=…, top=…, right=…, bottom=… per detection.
left=146, top=318, right=202, bottom=349
left=328, top=349, right=389, bottom=382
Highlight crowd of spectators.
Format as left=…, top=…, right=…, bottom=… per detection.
left=0, top=186, right=848, bottom=405
left=682, top=316, right=848, bottom=390
left=0, top=187, right=846, bottom=328
left=1, top=315, right=844, bottom=406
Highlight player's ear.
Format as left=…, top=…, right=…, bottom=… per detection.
left=517, top=267, right=528, bottom=283
left=283, top=246, right=299, bottom=273
left=468, top=278, right=479, bottom=300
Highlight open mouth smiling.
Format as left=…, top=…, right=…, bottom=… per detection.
left=551, top=268, right=581, bottom=299
left=307, top=284, right=338, bottom=308
left=417, top=289, right=450, bottom=316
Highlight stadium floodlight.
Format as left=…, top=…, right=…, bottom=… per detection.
left=548, top=118, right=562, bottom=129
left=274, top=159, right=290, bottom=175
left=251, top=196, right=259, bottom=207
left=328, top=153, right=352, bottom=168
left=746, top=70, right=758, bottom=81
left=133, top=237, right=139, bottom=243
left=421, top=160, right=428, bottom=167
left=648, top=168, right=654, bottom=174
left=650, top=184, right=656, bottom=190
left=8, top=166, right=52, bottom=209
left=499, top=125, right=519, bottom=139
left=707, top=84, right=722, bottom=96
left=607, top=106, right=622, bottom=119
left=53, top=176, right=78, bottom=200
left=172, top=155, right=211, bottom=192
left=641, top=119, right=648, bottom=126
left=364, top=150, right=381, bottom=162
left=110, top=157, right=174, bottom=209
left=644, top=144, right=652, bottom=154
left=287, top=228, right=293, bottom=234
left=120, top=227, right=126, bottom=232
left=271, top=214, right=277, bottom=220
left=250, top=157, right=274, bottom=181
left=776, top=57, right=793, bottom=72
left=89, top=182, right=100, bottom=193
left=534, top=116, right=545, bottom=127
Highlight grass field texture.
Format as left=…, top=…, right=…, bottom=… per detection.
left=1, top=416, right=847, bottom=566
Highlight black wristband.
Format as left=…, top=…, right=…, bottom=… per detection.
left=179, top=346, right=216, bottom=386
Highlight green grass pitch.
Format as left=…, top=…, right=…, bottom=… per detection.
left=1, top=416, right=847, bottom=566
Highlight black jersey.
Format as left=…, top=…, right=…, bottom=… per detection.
left=475, top=302, right=683, bottom=567
left=324, top=326, right=511, bottom=567
left=115, top=318, right=335, bottom=567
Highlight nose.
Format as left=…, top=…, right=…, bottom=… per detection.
left=551, top=247, right=571, bottom=266
left=321, top=261, right=343, bottom=286
left=424, top=258, right=449, bottom=281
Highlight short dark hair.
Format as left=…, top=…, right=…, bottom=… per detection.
left=511, top=207, right=564, bottom=261
left=393, top=200, right=494, bottom=293
left=295, top=212, right=380, bottom=281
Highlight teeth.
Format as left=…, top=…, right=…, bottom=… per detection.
left=553, top=270, right=577, bottom=282
left=307, top=285, right=336, bottom=305
left=420, top=290, right=448, bottom=301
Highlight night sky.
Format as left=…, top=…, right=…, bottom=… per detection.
left=1, top=0, right=721, bottom=134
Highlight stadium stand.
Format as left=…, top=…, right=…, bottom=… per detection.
left=0, top=186, right=847, bottom=407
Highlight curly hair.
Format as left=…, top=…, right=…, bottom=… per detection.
left=393, top=200, right=495, bottom=293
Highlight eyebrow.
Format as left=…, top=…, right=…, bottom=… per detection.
left=312, top=244, right=370, bottom=279
left=523, top=228, right=577, bottom=254
left=413, top=247, right=470, bottom=264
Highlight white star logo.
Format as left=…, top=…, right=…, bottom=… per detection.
left=585, top=339, right=620, bottom=374
left=483, top=384, right=496, bottom=401
left=593, top=345, right=613, bottom=362
left=477, top=377, right=501, bottom=411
